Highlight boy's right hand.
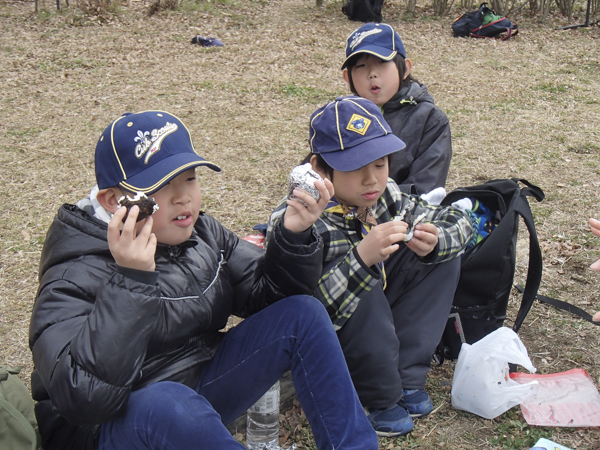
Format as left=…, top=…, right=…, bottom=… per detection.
left=283, top=179, right=334, bottom=233
left=356, top=221, right=406, bottom=267
left=108, top=205, right=157, bottom=272
left=590, top=218, right=600, bottom=271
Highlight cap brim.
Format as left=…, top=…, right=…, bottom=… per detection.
left=320, top=133, right=406, bottom=172
left=341, top=47, right=397, bottom=69
left=119, top=152, right=221, bottom=195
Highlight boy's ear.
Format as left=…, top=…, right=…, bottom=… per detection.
left=310, top=155, right=328, bottom=180
left=342, top=69, right=350, bottom=87
left=403, top=59, right=413, bottom=80
left=96, top=187, right=123, bottom=214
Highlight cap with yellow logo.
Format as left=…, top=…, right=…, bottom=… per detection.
left=308, top=96, right=406, bottom=172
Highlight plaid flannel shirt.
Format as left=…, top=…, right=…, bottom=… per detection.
left=266, top=179, right=472, bottom=330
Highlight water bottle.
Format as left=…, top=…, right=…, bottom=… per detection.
left=246, top=381, right=280, bottom=450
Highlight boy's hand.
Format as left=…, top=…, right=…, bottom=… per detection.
left=590, top=218, right=600, bottom=271
left=108, top=205, right=157, bottom=272
left=405, top=222, right=439, bottom=257
left=356, top=221, right=406, bottom=267
left=283, top=179, right=334, bottom=233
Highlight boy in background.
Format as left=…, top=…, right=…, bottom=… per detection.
left=342, top=23, right=452, bottom=196
left=28, top=110, right=378, bottom=450
left=267, top=96, right=472, bottom=437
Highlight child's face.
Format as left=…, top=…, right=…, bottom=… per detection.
left=329, top=157, right=389, bottom=208
left=348, top=54, right=400, bottom=106
left=147, top=168, right=202, bottom=246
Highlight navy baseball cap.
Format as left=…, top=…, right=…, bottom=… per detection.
left=342, top=23, right=406, bottom=70
left=309, top=96, right=405, bottom=172
left=95, top=111, right=221, bottom=195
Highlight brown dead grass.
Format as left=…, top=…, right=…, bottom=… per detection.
left=1, top=0, right=599, bottom=448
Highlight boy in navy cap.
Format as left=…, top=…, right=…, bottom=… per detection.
left=267, top=97, right=472, bottom=436
left=342, top=23, right=452, bottom=197
left=29, top=110, right=379, bottom=450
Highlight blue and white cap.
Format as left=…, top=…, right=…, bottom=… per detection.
left=342, top=23, right=406, bottom=69
left=309, top=96, right=405, bottom=172
left=95, top=111, right=220, bottom=195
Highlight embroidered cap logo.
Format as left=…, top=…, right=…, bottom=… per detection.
left=349, top=28, right=382, bottom=51
left=346, top=114, right=371, bottom=136
left=134, top=122, right=178, bottom=164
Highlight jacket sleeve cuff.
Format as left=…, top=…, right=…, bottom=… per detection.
left=116, top=265, right=159, bottom=285
left=352, top=247, right=382, bottom=279
left=273, top=221, right=320, bottom=255
left=280, top=222, right=313, bottom=246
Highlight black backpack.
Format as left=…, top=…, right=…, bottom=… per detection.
left=435, top=178, right=544, bottom=363
left=341, top=0, right=384, bottom=22
left=452, top=3, right=518, bottom=40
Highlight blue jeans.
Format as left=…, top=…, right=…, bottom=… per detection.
left=97, top=296, right=378, bottom=450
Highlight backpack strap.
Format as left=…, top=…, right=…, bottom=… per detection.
left=509, top=178, right=545, bottom=332
left=515, top=285, right=600, bottom=325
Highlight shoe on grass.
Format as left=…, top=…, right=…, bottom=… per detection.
left=365, top=404, right=413, bottom=437
left=399, top=389, right=433, bottom=418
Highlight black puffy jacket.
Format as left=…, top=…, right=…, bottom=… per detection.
left=29, top=204, right=323, bottom=450
left=383, top=82, right=452, bottom=195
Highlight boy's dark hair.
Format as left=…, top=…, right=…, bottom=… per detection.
left=301, top=153, right=334, bottom=180
left=345, top=53, right=419, bottom=97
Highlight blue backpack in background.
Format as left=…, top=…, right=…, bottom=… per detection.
left=452, top=2, right=519, bottom=40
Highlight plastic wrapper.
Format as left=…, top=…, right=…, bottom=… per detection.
left=511, top=368, right=600, bottom=427
left=393, top=207, right=426, bottom=242
left=451, top=327, right=538, bottom=419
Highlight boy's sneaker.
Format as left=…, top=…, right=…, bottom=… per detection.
left=399, top=389, right=433, bottom=418
left=365, top=404, right=414, bottom=437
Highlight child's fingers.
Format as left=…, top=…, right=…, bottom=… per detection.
left=137, top=216, right=154, bottom=239
left=107, top=206, right=126, bottom=244
left=315, top=179, right=334, bottom=204
left=121, top=205, right=140, bottom=237
left=590, top=218, right=600, bottom=236
left=290, top=188, right=315, bottom=207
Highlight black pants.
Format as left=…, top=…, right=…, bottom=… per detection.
left=335, top=246, right=461, bottom=409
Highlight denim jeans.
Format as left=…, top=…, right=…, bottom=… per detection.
left=97, top=295, right=378, bottom=450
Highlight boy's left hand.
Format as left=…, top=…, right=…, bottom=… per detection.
left=283, top=179, right=334, bottom=233
left=405, top=222, right=439, bottom=257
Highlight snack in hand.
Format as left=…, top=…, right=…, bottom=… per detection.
left=288, top=163, right=322, bottom=207
left=118, top=192, right=159, bottom=222
left=394, top=208, right=426, bottom=242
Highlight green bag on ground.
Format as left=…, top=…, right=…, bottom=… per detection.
left=0, top=365, right=40, bottom=450
left=482, top=9, right=503, bottom=25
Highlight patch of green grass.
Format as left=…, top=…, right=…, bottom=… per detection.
left=532, top=83, right=571, bottom=94
left=193, top=80, right=215, bottom=90
left=489, top=98, right=520, bottom=110
left=106, top=0, right=124, bottom=14
left=181, top=0, right=239, bottom=14
left=64, top=57, right=107, bottom=70
left=6, top=127, right=45, bottom=138
left=278, top=83, right=333, bottom=102
left=490, top=411, right=552, bottom=448
left=39, top=61, right=57, bottom=72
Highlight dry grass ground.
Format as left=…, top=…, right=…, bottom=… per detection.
left=1, top=0, right=599, bottom=448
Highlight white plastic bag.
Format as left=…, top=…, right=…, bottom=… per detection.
left=451, top=327, right=539, bottom=419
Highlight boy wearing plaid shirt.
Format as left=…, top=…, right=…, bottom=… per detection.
left=267, top=96, right=472, bottom=437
